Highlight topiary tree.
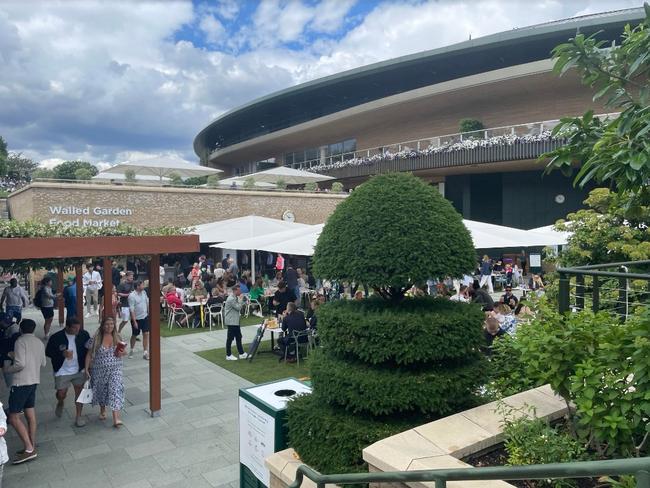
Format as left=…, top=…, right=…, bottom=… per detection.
left=303, top=181, right=318, bottom=192
left=288, top=172, right=485, bottom=475
left=275, top=177, right=287, bottom=190
left=313, top=172, right=475, bottom=302
left=124, top=169, right=137, bottom=184
left=168, top=172, right=182, bottom=185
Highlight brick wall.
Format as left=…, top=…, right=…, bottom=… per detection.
left=7, top=183, right=346, bottom=228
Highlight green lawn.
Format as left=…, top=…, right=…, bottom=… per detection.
left=160, top=315, right=263, bottom=337
left=196, top=345, right=311, bottom=384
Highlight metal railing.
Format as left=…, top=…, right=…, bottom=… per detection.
left=558, top=260, right=650, bottom=317
left=288, top=457, right=650, bottom=488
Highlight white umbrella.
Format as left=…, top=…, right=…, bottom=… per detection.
left=103, top=156, right=221, bottom=181
left=92, top=172, right=170, bottom=184
left=528, top=225, right=571, bottom=245
left=243, top=166, right=334, bottom=185
left=463, top=220, right=568, bottom=248
left=190, top=215, right=308, bottom=244
left=217, top=176, right=276, bottom=188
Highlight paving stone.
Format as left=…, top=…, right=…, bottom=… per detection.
left=126, top=438, right=176, bottom=460
left=202, top=464, right=239, bottom=487
left=71, top=441, right=112, bottom=460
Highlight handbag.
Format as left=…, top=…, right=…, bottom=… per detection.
left=76, top=380, right=93, bottom=404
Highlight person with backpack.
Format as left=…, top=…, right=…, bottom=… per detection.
left=34, top=277, right=56, bottom=340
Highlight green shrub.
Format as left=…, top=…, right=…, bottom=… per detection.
left=502, top=410, right=586, bottom=488
left=310, top=350, right=484, bottom=416
left=206, top=175, right=220, bottom=188
left=317, top=297, right=485, bottom=364
left=287, top=393, right=416, bottom=475
left=243, top=177, right=256, bottom=189
left=276, top=177, right=287, bottom=190
left=168, top=172, right=183, bottom=185
left=303, top=181, right=318, bottom=192
left=459, top=118, right=485, bottom=134
left=313, top=173, right=475, bottom=301
left=74, top=168, right=93, bottom=180
left=124, top=169, right=137, bottom=183
left=486, top=334, right=540, bottom=399
left=331, top=181, right=344, bottom=193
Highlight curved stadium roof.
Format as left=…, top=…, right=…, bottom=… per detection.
left=194, top=7, right=644, bottom=160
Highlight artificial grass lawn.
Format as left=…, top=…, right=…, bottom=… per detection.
left=196, top=345, right=311, bottom=384
left=160, top=315, right=263, bottom=337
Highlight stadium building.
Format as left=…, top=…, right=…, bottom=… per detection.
left=193, top=8, right=644, bottom=229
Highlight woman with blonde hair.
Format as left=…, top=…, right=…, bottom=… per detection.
left=84, top=316, right=126, bottom=428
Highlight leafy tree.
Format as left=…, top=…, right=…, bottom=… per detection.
left=0, top=136, right=7, bottom=176
left=74, top=168, right=93, bottom=180
left=168, top=172, right=183, bottom=185
left=53, top=160, right=98, bottom=180
left=544, top=5, right=650, bottom=202
left=275, top=177, right=287, bottom=190
left=32, top=168, right=55, bottom=179
left=303, top=181, right=317, bottom=192
left=124, top=169, right=137, bottom=183
left=555, top=188, right=650, bottom=266
left=183, top=175, right=208, bottom=186
left=331, top=181, right=344, bottom=193
left=5, top=153, right=38, bottom=180
left=313, top=172, right=475, bottom=302
left=459, top=118, right=485, bottom=133
left=206, top=175, right=220, bottom=188
left=242, top=176, right=256, bottom=190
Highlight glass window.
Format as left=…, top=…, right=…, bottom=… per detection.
left=329, top=142, right=343, bottom=155
left=284, top=152, right=294, bottom=166
left=294, top=151, right=305, bottom=164
left=305, top=147, right=318, bottom=162
left=343, top=139, right=356, bottom=153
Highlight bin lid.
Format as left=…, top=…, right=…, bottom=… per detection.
left=241, top=378, right=311, bottom=411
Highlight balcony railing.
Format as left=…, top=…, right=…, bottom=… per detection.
left=278, top=113, right=617, bottom=179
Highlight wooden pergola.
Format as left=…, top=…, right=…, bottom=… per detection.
left=0, top=234, right=199, bottom=415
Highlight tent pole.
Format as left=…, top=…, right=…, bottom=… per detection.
left=251, top=249, right=255, bottom=282
left=57, top=267, right=65, bottom=326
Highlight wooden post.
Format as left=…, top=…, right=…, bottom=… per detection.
left=75, top=264, right=84, bottom=329
left=103, top=257, right=113, bottom=321
left=148, top=254, right=161, bottom=416
left=57, top=267, right=65, bottom=326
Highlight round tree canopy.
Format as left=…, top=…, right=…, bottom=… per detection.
left=312, top=173, right=475, bottom=298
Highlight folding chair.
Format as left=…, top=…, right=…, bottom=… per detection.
left=284, top=329, right=311, bottom=366
left=207, top=302, right=224, bottom=330
left=168, top=305, right=193, bottom=330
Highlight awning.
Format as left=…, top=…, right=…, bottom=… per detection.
left=189, top=215, right=309, bottom=244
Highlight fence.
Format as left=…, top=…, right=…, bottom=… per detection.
left=557, top=260, right=650, bottom=317
left=288, top=457, right=650, bottom=488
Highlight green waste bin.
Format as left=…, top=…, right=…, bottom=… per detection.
left=239, top=378, right=312, bottom=488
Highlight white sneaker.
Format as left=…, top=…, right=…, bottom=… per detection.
left=239, top=353, right=249, bottom=360
left=253, top=311, right=263, bottom=318
left=84, top=313, right=91, bottom=318
left=225, top=355, right=238, bottom=361
left=128, top=350, right=133, bottom=359
left=143, top=351, right=149, bottom=360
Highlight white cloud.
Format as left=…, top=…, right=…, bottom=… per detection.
left=199, top=15, right=226, bottom=44
left=0, top=0, right=642, bottom=166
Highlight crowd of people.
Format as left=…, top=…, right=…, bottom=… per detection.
left=0, top=176, right=28, bottom=194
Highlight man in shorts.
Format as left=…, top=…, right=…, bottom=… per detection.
left=128, top=280, right=150, bottom=360
left=117, top=271, right=135, bottom=333
left=45, top=316, right=90, bottom=427
left=4, top=319, right=46, bottom=464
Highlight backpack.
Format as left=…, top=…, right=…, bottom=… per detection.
left=33, top=288, right=45, bottom=308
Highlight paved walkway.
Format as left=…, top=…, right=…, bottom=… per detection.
left=2, top=309, right=256, bottom=488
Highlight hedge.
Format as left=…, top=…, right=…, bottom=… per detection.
left=310, top=350, right=485, bottom=416
left=286, top=393, right=418, bottom=475
left=317, top=297, right=485, bottom=364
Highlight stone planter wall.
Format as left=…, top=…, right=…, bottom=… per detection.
left=266, top=384, right=569, bottom=488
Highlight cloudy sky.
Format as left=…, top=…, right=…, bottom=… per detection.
left=0, top=0, right=641, bottom=169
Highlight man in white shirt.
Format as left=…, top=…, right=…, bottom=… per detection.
left=128, top=281, right=150, bottom=360
left=45, top=317, right=90, bottom=428
left=450, top=285, right=470, bottom=303
left=82, top=264, right=102, bottom=317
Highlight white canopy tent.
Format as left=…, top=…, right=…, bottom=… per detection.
left=210, top=224, right=322, bottom=279
left=190, top=215, right=308, bottom=244
left=242, top=166, right=334, bottom=185
left=464, top=220, right=570, bottom=248
left=528, top=224, right=571, bottom=245
left=103, top=156, right=222, bottom=181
